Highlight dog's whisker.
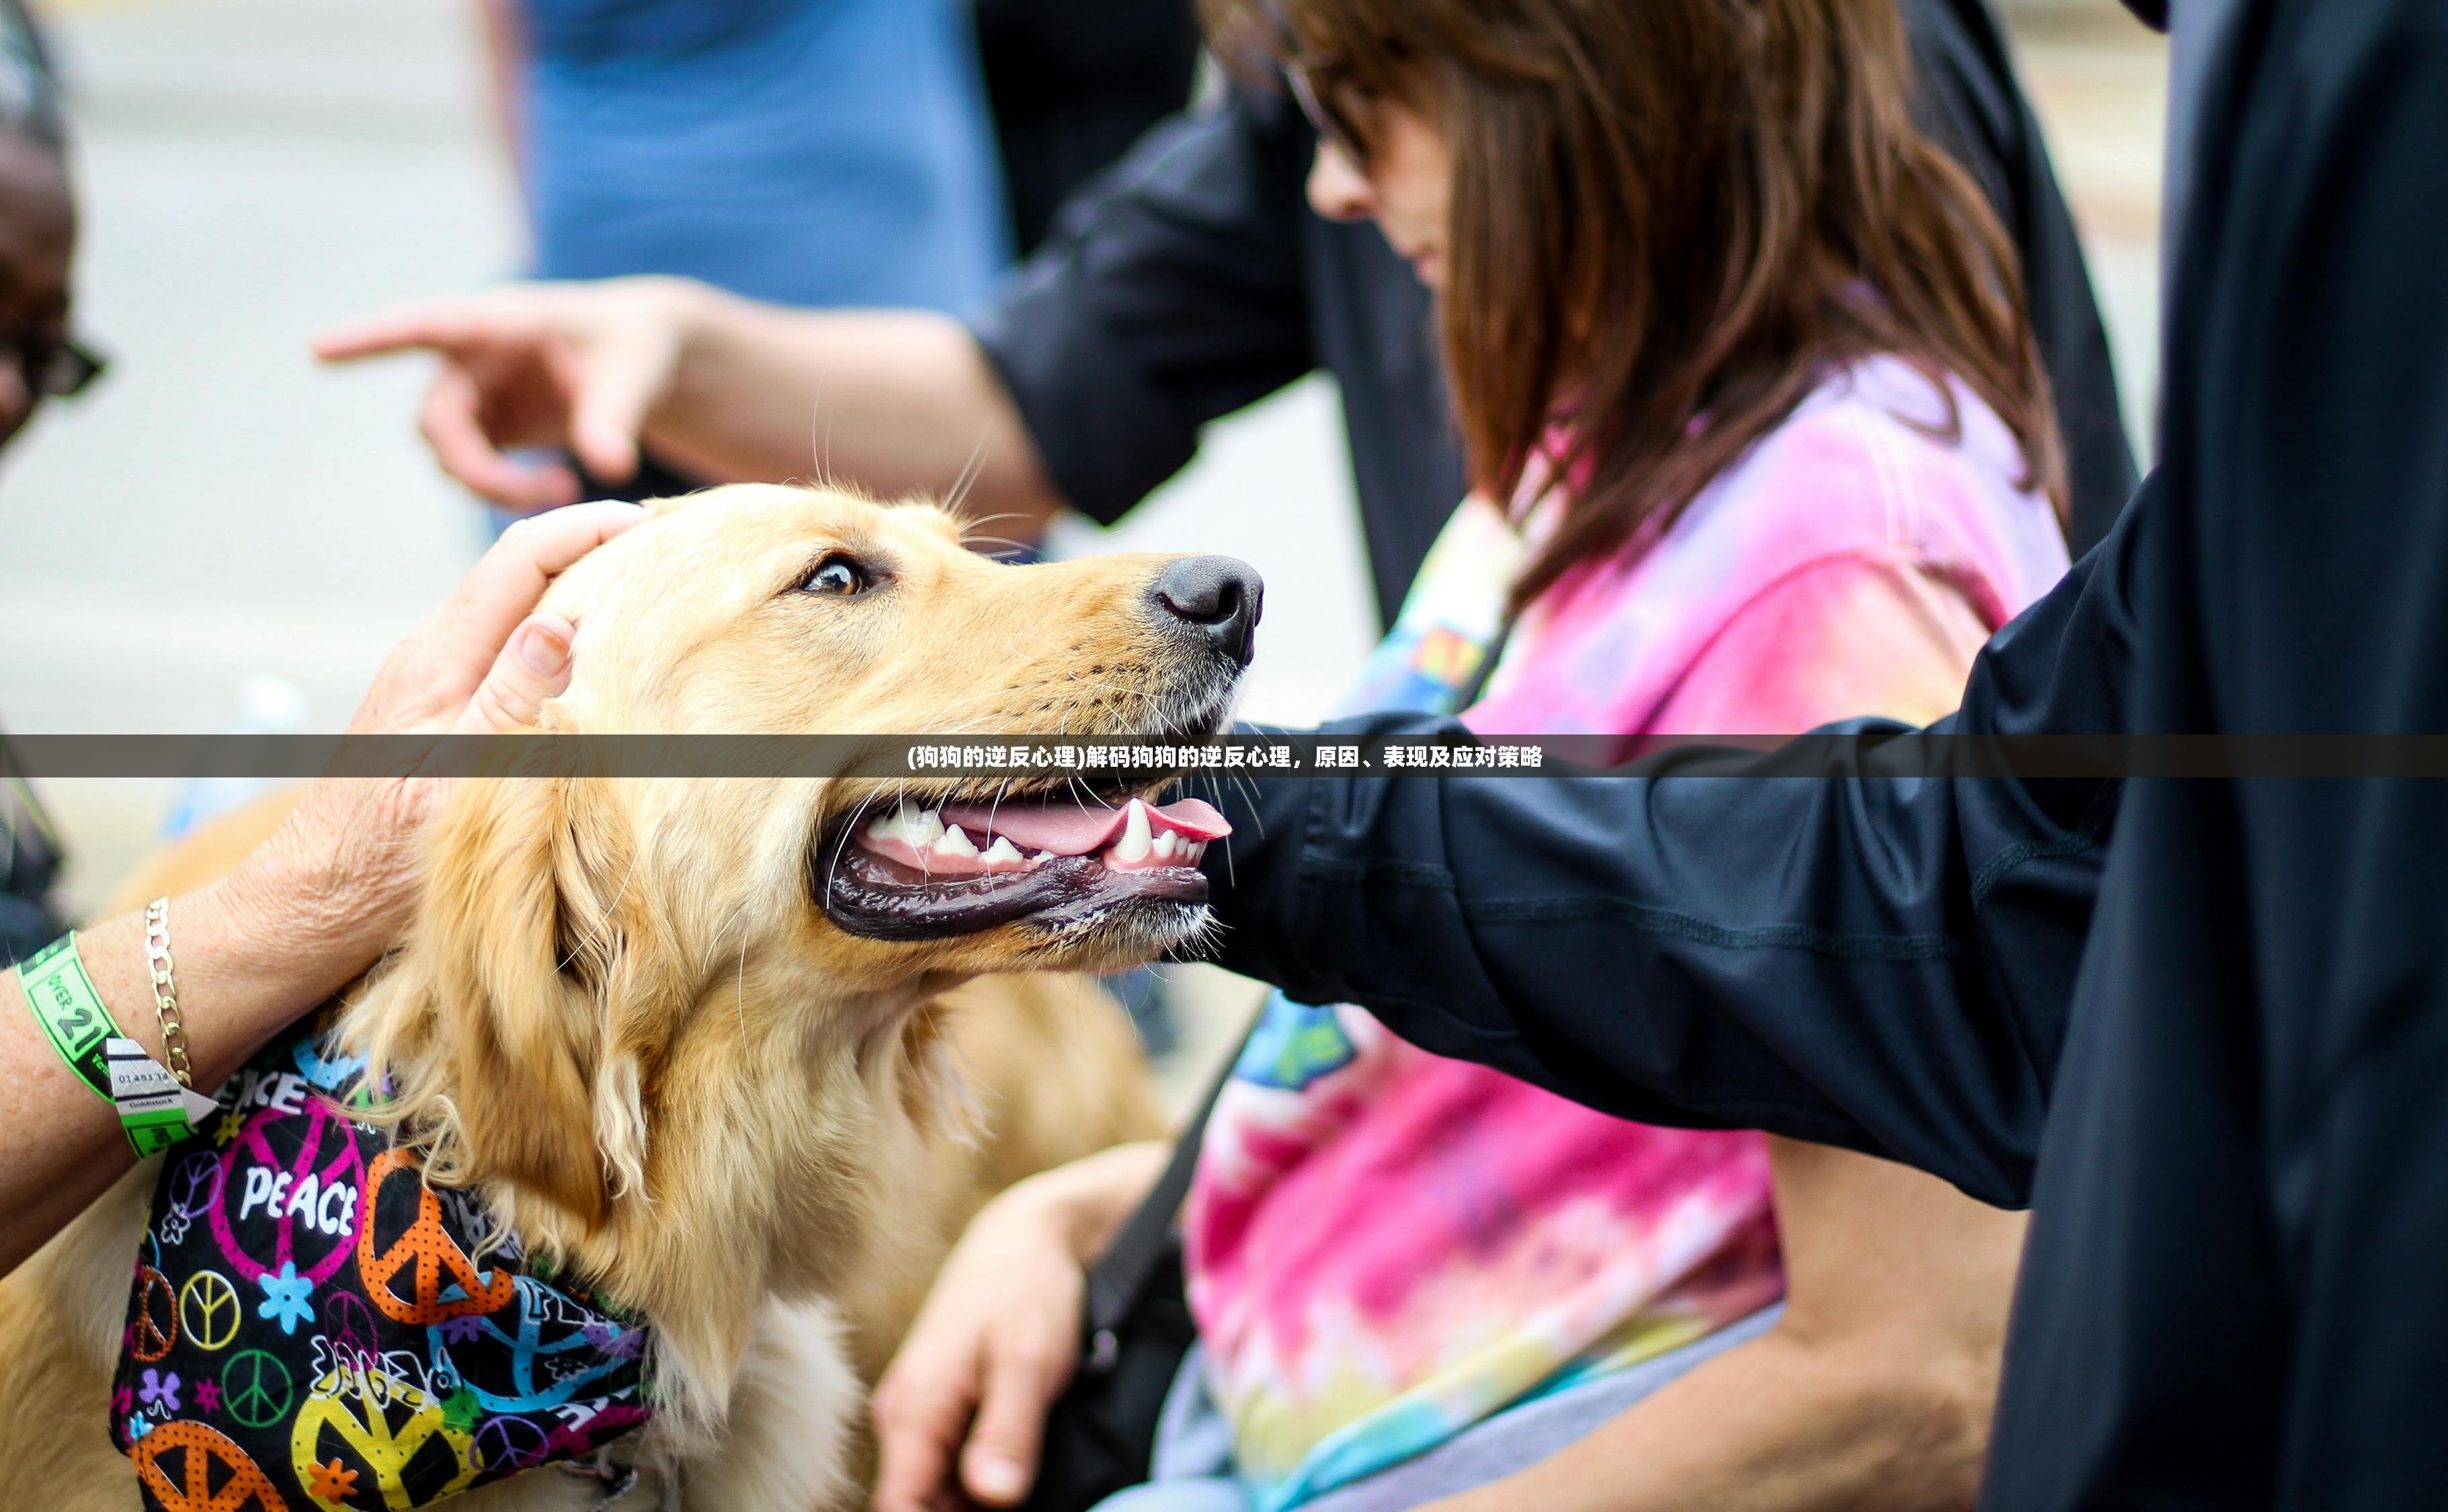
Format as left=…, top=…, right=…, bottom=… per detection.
left=943, top=429, right=992, bottom=518
left=699, top=907, right=739, bottom=978
left=953, top=509, right=1032, bottom=534
left=558, top=836, right=649, bottom=978
left=809, top=386, right=836, bottom=487
left=823, top=788, right=892, bottom=915
left=735, top=927, right=751, bottom=1045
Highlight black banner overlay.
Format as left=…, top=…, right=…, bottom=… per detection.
left=15, top=732, right=2448, bottom=780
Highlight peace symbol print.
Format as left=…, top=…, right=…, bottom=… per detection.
left=126, top=1419, right=288, bottom=1512
left=358, top=1149, right=514, bottom=1325
left=470, top=1413, right=550, bottom=1474
left=132, top=1265, right=179, bottom=1363
left=179, top=1269, right=244, bottom=1353
left=220, top=1349, right=296, bottom=1431
left=319, top=1290, right=381, bottom=1365
left=206, top=1099, right=366, bottom=1287
left=161, top=1152, right=225, bottom=1245
left=290, top=1368, right=475, bottom=1511
left=435, top=1275, right=632, bottom=1412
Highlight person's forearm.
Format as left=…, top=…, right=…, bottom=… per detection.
left=648, top=285, right=1071, bottom=536
left=0, top=857, right=385, bottom=1274
left=1432, top=1327, right=1989, bottom=1512
left=1200, top=716, right=2088, bottom=1207
left=1020, top=1138, right=1169, bottom=1263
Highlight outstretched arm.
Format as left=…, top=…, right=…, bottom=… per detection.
left=1200, top=490, right=2144, bottom=1207
left=316, top=93, right=1320, bottom=530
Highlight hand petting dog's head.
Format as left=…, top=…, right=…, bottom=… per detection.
left=338, top=485, right=1255, bottom=1416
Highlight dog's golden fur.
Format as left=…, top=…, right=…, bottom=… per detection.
left=0, top=485, right=1233, bottom=1509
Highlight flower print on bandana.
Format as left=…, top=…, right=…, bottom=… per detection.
left=255, top=1263, right=314, bottom=1335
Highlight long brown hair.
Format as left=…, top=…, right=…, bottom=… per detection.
left=1207, top=0, right=2068, bottom=612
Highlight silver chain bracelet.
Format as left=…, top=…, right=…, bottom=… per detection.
left=142, top=896, right=194, bottom=1089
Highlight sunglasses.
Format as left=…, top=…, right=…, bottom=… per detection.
left=1284, top=52, right=1375, bottom=172
left=0, top=323, right=106, bottom=400
left=1259, top=0, right=1377, bottom=171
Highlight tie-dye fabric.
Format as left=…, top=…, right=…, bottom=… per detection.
left=1183, top=356, right=2070, bottom=1511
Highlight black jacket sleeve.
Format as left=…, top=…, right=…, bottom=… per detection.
left=967, top=90, right=1316, bottom=527
left=1200, top=489, right=2146, bottom=1208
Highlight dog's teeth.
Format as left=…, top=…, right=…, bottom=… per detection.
left=1112, top=799, right=1153, bottom=864
left=881, top=799, right=946, bottom=847
left=932, top=824, right=979, bottom=857
left=1152, top=831, right=1178, bottom=860
left=1188, top=841, right=1206, bottom=862
left=981, top=835, right=1024, bottom=868
left=1031, top=849, right=1057, bottom=867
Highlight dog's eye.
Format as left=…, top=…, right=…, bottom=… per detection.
left=797, top=554, right=871, bottom=597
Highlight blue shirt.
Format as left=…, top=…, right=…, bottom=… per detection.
left=518, top=0, right=1010, bottom=312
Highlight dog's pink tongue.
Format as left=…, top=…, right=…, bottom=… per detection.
left=939, top=797, right=1230, bottom=855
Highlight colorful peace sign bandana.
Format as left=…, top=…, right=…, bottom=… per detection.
left=112, top=1030, right=654, bottom=1512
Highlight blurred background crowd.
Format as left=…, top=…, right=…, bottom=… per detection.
left=0, top=0, right=2165, bottom=1075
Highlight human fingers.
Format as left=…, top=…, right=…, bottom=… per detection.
left=562, top=324, right=681, bottom=485
left=418, top=366, right=580, bottom=509
left=312, top=297, right=534, bottom=364
left=452, top=613, right=574, bottom=735
left=872, top=1336, right=982, bottom=1512
left=958, top=1310, right=1078, bottom=1508
left=419, top=501, right=646, bottom=700
left=350, top=501, right=645, bottom=734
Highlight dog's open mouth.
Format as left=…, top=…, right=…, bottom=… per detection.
left=820, top=789, right=1231, bottom=941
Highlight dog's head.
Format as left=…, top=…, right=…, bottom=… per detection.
left=345, top=485, right=1256, bottom=1312
left=538, top=481, right=1256, bottom=974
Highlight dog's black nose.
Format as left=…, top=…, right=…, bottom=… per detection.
left=1152, top=555, right=1264, bottom=667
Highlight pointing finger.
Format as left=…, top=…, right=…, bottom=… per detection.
left=418, top=367, right=578, bottom=509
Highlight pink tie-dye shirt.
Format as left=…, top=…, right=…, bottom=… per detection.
left=1182, top=356, right=2071, bottom=1511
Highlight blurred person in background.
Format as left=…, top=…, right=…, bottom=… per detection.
left=477, top=0, right=1013, bottom=502
left=325, top=0, right=2134, bottom=630
left=0, top=0, right=104, bottom=968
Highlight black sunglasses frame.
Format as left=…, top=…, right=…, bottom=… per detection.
left=0, top=325, right=105, bottom=398
left=1259, top=0, right=1375, bottom=172
left=1285, top=54, right=1374, bottom=173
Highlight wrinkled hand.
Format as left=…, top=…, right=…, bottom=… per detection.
left=222, top=501, right=646, bottom=969
left=315, top=278, right=694, bottom=510
left=873, top=1176, right=1100, bottom=1512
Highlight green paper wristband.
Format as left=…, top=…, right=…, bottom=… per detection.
left=16, top=935, right=208, bottom=1155
left=15, top=933, right=120, bottom=1103
left=119, top=1103, right=199, bottom=1158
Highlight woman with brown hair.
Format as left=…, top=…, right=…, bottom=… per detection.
left=874, top=3, right=2072, bottom=1510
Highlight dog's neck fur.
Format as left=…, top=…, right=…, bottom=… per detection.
left=343, top=952, right=969, bottom=1440
left=337, top=775, right=982, bottom=1443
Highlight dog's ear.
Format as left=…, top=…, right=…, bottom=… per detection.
left=362, top=775, right=682, bottom=1233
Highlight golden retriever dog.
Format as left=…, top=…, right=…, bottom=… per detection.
left=0, top=483, right=1263, bottom=1510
